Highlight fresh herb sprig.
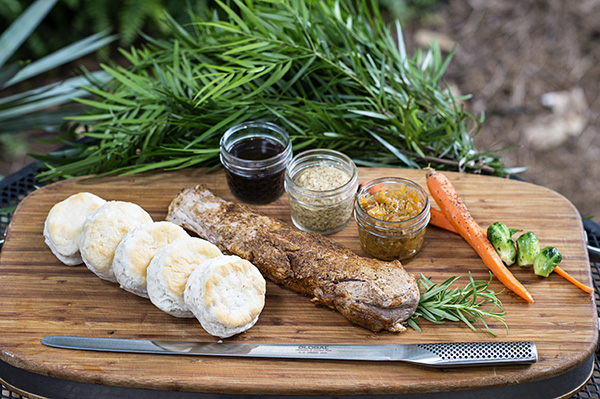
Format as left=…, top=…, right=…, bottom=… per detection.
left=408, top=272, right=508, bottom=336
left=35, top=0, right=508, bottom=180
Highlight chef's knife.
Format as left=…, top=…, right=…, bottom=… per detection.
left=42, top=336, right=537, bottom=368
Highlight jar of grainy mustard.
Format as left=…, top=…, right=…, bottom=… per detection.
left=284, top=149, right=358, bottom=235
left=354, top=177, right=430, bottom=261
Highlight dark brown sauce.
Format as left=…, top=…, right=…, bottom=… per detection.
left=225, top=137, right=287, bottom=204
left=224, top=169, right=286, bottom=204
left=230, top=137, right=284, bottom=160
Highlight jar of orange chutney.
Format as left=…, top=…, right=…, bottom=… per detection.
left=354, top=177, right=430, bottom=261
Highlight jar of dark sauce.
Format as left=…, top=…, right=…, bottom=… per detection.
left=220, top=121, right=292, bottom=204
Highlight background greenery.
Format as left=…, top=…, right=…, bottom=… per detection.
left=0, top=0, right=458, bottom=180
left=0, top=0, right=440, bottom=61
left=0, top=0, right=117, bottom=178
left=0, top=0, right=211, bottom=58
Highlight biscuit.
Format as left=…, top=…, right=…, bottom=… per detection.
left=184, top=255, right=266, bottom=338
left=43, top=192, right=106, bottom=265
left=147, top=236, right=222, bottom=318
left=113, top=221, right=189, bottom=298
left=79, top=201, right=153, bottom=282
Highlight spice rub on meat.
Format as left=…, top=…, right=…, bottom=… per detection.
left=166, top=185, right=420, bottom=333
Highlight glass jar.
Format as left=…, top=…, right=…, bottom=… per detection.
left=220, top=121, right=292, bottom=204
left=354, top=177, right=430, bottom=261
left=284, top=149, right=358, bottom=235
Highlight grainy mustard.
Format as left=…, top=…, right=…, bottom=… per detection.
left=294, top=165, right=350, bottom=191
left=285, top=150, right=358, bottom=235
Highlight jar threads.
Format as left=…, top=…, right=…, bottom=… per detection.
left=285, top=149, right=358, bottom=235
left=354, top=177, right=430, bottom=261
left=220, top=121, right=292, bottom=204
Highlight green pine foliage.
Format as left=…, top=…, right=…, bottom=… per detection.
left=0, top=0, right=116, bottom=138
left=35, top=0, right=508, bottom=180
left=119, top=0, right=163, bottom=46
left=0, top=0, right=210, bottom=60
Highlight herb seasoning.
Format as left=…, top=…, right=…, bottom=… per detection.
left=285, top=149, right=358, bottom=235
left=220, top=121, right=292, bottom=204
left=354, top=177, right=430, bottom=261
left=293, top=164, right=350, bottom=191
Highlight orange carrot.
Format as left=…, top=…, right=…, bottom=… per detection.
left=553, top=266, right=594, bottom=294
left=431, top=196, right=594, bottom=295
left=426, top=169, right=534, bottom=303
left=429, top=208, right=458, bottom=233
left=366, top=184, right=385, bottom=195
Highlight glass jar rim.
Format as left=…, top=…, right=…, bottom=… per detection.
left=354, top=177, right=430, bottom=231
left=285, top=149, right=358, bottom=199
left=220, top=120, right=292, bottom=170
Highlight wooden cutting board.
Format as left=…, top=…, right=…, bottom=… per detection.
left=0, top=168, right=596, bottom=396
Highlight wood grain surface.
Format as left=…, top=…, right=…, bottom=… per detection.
left=0, top=168, right=596, bottom=396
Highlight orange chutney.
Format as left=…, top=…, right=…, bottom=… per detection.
left=354, top=179, right=430, bottom=261
left=359, top=184, right=425, bottom=222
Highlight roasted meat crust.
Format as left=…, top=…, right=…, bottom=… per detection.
left=166, top=185, right=420, bottom=333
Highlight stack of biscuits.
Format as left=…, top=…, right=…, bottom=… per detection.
left=43, top=192, right=266, bottom=339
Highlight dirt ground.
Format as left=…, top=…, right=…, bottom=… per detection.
left=404, top=0, right=600, bottom=222
left=1, top=0, right=599, bottom=223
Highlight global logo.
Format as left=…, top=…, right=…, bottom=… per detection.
left=297, top=345, right=330, bottom=352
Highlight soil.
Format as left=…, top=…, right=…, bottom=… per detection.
left=404, top=0, right=600, bottom=223
left=2, top=1, right=599, bottom=223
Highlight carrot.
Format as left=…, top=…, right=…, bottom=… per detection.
left=366, top=184, right=385, bottom=195
left=425, top=169, right=535, bottom=303
left=429, top=207, right=458, bottom=233
left=553, top=266, right=594, bottom=294
left=430, top=193, right=594, bottom=295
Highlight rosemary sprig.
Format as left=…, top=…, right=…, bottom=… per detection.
left=34, top=0, right=508, bottom=181
left=407, top=272, right=509, bottom=336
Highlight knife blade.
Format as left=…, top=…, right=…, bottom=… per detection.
left=42, top=336, right=537, bottom=367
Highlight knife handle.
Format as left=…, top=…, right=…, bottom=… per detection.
left=403, top=341, right=538, bottom=367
